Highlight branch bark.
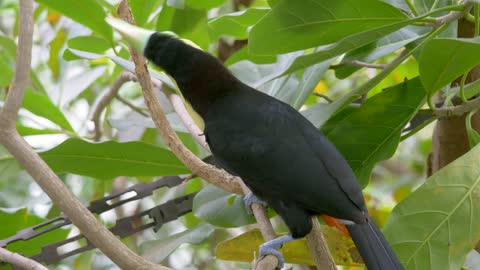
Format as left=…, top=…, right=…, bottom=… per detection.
left=91, top=72, right=136, bottom=141
left=0, top=247, right=48, bottom=270
left=0, top=2, right=170, bottom=269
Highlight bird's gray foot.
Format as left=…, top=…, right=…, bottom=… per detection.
left=243, top=192, right=268, bottom=215
left=258, top=235, right=295, bottom=269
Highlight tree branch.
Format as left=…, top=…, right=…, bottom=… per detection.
left=432, top=0, right=475, bottom=27
left=115, top=94, right=149, bottom=117
left=0, top=247, right=48, bottom=270
left=0, top=2, right=170, bottom=269
left=0, top=0, right=33, bottom=127
left=433, top=94, right=480, bottom=116
left=306, top=218, right=336, bottom=269
left=91, top=72, right=136, bottom=141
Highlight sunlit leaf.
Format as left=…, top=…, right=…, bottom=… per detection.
left=419, top=37, right=480, bottom=95
left=36, top=0, right=113, bottom=41
left=249, top=0, right=408, bottom=55
left=39, top=139, right=189, bottom=178
left=216, top=228, right=363, bottom=266
left=384, top=143, right=480, bottom=270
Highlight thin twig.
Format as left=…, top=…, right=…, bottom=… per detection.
left=432, top=0, right=474, bottom=27
left=433, top=94, right=480, bottom=116
left=0, top=247, right=48, bottom=270
left=91, top=72, right=136, bottom=141
left=313, top=93, right=333, bottom=103
left=115, top=94, right=149, bottom=117
left=0, top=2, right=170, bottom=269
left=0, top=0, right=33, bottom=127
left=330, top=60, right=386, bottom=70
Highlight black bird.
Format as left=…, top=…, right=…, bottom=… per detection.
left=107, top=18, right=404, bottom=270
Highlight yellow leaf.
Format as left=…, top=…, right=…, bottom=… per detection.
left=314, top=80, right=328, bottom=95
left=216, top=227, right=363, bottom=266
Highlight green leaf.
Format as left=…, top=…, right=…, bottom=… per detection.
left=63, top=35, right=111, bottom=61
left=216, top=228, right=363, bottom=266
left=224, top=46, right=277, bottom=66
left=22, top=88, right=74, bottom=132
left=140, top=224, right=215, bottom=263
left=0, top=57, right=13, bottom=88
left=335, top=28, right=420, bottom=79
left=39, top=139, right=189, bottom=178
left=16, top=124, right=63, bottom=136
left=383, top=144, right=480, bottom=270
left=0, top=208, right=69, bottom=257
left=324, top=78, right=425, bottom=186
left=184, top=0, right=226, bottom=9
left=35, top=0, right=113, bottom=41
left=157, top=4, right=210, bottom=50
left=249, top=0, right=408, bottom=55
left=419, top=37, right=480, bottom=95
left=208, top=8, right=269, bottom=40
left=130, top=0, right=162, bottom=26
left=48, top=27, right=66, bottom=80
left=193, top=184, right=257, bottom=227
left=277, top=18, right=416, bottom=76
left=290, top=57, right=335, bottom=109
left=0, top=34, right=16, bottom=57
left=0, top=146, right=20, bottom=180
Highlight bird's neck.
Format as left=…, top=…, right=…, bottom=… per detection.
left=144, top=33, right=239, bottom=118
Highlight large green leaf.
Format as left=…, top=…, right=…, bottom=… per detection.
left=0, top=208, right=69, bottom=257
left=249, top=0, right=408, bottom=55
left=22, top=88, right=74, bottom=132
left=39, top=139, right=189, bottom=178
left=35, top=0, right=112, bottom=41
left=419, top=37, right=480, bottom=95
left=383, top=144, right=480, bottom=270
left=324, top=78, right=425, bottom=186
left=208, top=8, right=269, bottom=40
left=216, top=228, right=363, bottom=266
left=193, top=184, right=257, bottom=227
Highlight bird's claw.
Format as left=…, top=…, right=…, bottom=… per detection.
left=259, top=244, right=285, bottom=269
left=243, top=192, right=268, bottom=215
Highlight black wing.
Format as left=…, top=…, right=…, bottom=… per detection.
left=205, top=87, right=366, bottom=222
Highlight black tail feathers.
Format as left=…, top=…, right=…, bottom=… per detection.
left=346, top=219, right=404, bottom=270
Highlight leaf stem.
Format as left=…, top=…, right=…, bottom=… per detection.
left=401, top=115, right=438, bottom=141
left=405, top=0, right=419, bottom=16
left=460, top=72, right=469, bottom=103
